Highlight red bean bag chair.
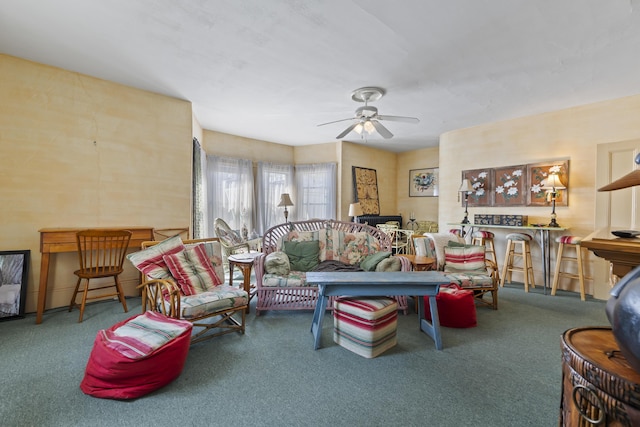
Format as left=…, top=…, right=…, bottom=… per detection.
left=80, top=311, right=192, bottom=399
left=424, top=284, right=477, bottom=328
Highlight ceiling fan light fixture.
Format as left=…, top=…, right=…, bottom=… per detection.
left=354, top=123, right=363, bottom=134
left=363, top=120, right=375, bottom=134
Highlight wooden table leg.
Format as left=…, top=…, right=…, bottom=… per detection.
left=36, top=253, right=50, bottom=324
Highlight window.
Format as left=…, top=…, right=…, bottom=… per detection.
left=206, top=155, right=254, bottom=235
left=295, top=163, right=337, bottom=220
left=256, top=162, right=294, bottom=234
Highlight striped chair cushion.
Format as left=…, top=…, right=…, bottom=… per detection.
left=445, top=270, right=495, bottom=288
left=176, top=286, right=248, bottom=319
left=472, top=231, right=494, bottom=239
left=414, top=236, right=437, bottom=259
left=444, top=245, right=486, bottom=271
left=556, top=235, right=582, bottom=245
left=127, top=235, right=185, bottom=279
left=102, top=311, right=192, bottom=359
left=506, top=232, right=533, bottom=241
left=163, top=244, right=222, bottom=295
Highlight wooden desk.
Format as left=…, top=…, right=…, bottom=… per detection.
left=581, top=227, right=640, bottom=278
left=37, top=227, right=154, bottom=324
left=306, top=271, right=449, bottom=351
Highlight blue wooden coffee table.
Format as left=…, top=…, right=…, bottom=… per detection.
left=306, top=271, right=448, bottom=350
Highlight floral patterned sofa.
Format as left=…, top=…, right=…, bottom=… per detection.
left=253, top=220, right=411, bottom=315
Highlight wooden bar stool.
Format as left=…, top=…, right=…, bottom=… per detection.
left=500, top=232, right=535, bottom=292
left=552, top=235, right=590, bottom=301
left=472, top=230, right=500, bottom=283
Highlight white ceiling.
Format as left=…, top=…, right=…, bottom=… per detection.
left=2, top=0, right=640, bottom=153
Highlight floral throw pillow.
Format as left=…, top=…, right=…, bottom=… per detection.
left=163, top=244, right=222, bottom=295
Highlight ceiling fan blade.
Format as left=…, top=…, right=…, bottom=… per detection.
left=336, top=123, right=359, bottom=139
left=371, top=120, right=393, bottom=139
left=377, top=115, right=420, bottom=124
left=317, top=117, right=355, bottom=127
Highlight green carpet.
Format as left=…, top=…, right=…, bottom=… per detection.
left=0, top=283, right=608, bottom=427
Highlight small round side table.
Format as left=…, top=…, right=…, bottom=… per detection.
left=228, top=252, right=262, bottom=313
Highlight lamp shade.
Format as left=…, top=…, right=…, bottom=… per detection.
left=542, top=174, right=566, bottom=190
left=277, top=193, right=294, bottom=207
left=458, top=179, right=472, bottom=193
left=348, top=202, right=363, bottom=217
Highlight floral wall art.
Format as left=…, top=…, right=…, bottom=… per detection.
left=493, top=165, right=526, bottom=206
left=462, top=159, right=569, bottom=207
left=527, top=160, right=569, bottom=206
left=409, top=167, right=439, bottom=197
left=463, top=168, right=492, bottom=206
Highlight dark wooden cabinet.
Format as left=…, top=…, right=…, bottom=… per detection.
left=560, top=327, right=640, bottom=426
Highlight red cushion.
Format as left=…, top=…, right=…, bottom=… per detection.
left=80, top=313, right=192, bottom=400
left=424, top=284, right=477, bottom=328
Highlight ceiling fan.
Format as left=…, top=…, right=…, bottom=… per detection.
left=318, top=87, right=419, bottom=140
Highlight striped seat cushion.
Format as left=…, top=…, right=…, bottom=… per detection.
left=556, top=235, right=582, bottom=245
left=506, top=232, right=533, bottom=241
left=444, top=270, right=495, bottom=288
left=472, top=231, right=494, bottom=239
left=176, top=286, right=248, bottom=319
left=102, top=311, right=192, bottom=359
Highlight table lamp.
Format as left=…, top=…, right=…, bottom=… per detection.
left=277, top=193, right=294, bottom=223
left=459, top=179, right=473, bottom=224
left=542, top=173, right=565, bottom=227
left=348, top=202, right=363, bottom=222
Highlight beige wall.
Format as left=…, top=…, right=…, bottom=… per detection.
left=397, top=147, right=440, bottom=224
left=439, top=94, right=640, bottom=299
left=340, top=142, right=400, bottom=221
left=1, top=55, right=193, bottom=314
left=202, top=130, right=294, bottom=163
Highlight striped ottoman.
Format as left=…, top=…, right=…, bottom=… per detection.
left=333, top=297, right=398, bottom=358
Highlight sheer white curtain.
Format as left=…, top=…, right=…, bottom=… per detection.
left=256, top=162, right=294, bottom=234
left=192, top=138, right=208, bottom=238
left=295, top=163, right=337, bottom=220
left=206, top=155, right=255, bottom=235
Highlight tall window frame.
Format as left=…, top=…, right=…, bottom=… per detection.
left=206, top=155, right=255, bottom=235
left=256, top=162, right=294, bottom=234
left=295, top=163, right=337, bottom=221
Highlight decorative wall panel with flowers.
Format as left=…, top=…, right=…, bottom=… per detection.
left=462, top=159, right=569, bottom=207
left=527, top=160, right=569, bottom=206
left=463, top=168, right=492, bottom=207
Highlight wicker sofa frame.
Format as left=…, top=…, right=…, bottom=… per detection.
left=253, top=219, right=411, bottom=316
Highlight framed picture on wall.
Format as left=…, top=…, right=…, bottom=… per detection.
left=462, top=168, right=493, bottom=206
left=0, top=249, right=30, bottom=321
left=526, top=160, right=570, bottom=206
left=409, top=167, right=439, bottom=197
left=492, top=165, right=526, bottom=206
left=352, top=166, right=380, bottom=215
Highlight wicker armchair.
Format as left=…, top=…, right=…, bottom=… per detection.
left=413, top=233, right=499, bottom=309
left=214, top=218, right=252, bottom=260
left=131, top=237, right=248, bottom=344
